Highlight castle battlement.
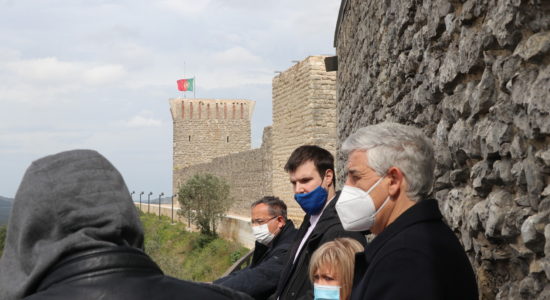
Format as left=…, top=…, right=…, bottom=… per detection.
left=169, top=98, right=255, bottom=121
left=170, top=98, right=255, bottom=178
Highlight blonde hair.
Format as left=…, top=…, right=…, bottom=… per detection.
left=309, top=238, right=364, bottom=300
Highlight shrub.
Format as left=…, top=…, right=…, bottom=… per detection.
left=177, top=173, right=234, bottom=236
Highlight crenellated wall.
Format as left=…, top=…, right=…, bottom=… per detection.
left=170, top=98, right=255, bottom=194
left=334, top=0, right=550, bottom=298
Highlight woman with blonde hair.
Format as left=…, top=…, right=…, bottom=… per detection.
left=308, top=238, right=364, bottom=300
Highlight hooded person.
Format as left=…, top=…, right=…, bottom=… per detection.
left=0, top=149, right=252, bottom=300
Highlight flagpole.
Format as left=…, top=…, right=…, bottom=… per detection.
left=194, top=76, right=196, bottom=99
left=183, top=62, right=186, bottom=99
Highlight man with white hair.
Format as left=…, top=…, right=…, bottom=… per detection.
left=336, top=122, right=478, bottom=300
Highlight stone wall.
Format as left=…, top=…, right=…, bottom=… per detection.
left=170, top=98, right=255, bottom=193
left=135, top=204, right=255, bottom=248
left=335, top=0, right=550, bottom=299
left=272, top=56, right=338, bottom=221
left=174, top=126, right=273, bottom=216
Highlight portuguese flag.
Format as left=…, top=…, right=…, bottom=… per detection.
left=177, top=78, right=194, bottom=91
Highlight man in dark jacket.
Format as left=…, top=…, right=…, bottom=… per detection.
left=0, top=150, right=252, bottom=300
left=336, top=123, right=479, bottom=299
left=273, top=145, right=367, bottom=300
left=215, top=196, right=297, bottom=300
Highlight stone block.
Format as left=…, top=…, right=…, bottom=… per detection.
left=521, top=211, right=549, bottom=254
left=513, top=31, right=550, bottom=61
left=485, top=0, right=522, bottom=47
left=545, top=224, right=550, bottom=258
left=480, top=121, right=512, bottom=159
left=519, top=275, right=543, bottom=299
left=458, top=26, right=494, bottom=74
left=485, top=189, right=514, bottom=239
left=493, top=160, right=513, bottom=185
left=511, top=160, right=527, bottom=188
left=468, top=199, right=488, bottom=232
left=524, top=154, right=544, bottom=209
left=470, top=160, right=494, bottom=197
left=510, top=135, right=526, bottom=160
left=470, top=68, right=496, bottom=117
left=441, top=84, right=472, bottom=123
left=450, top=168, right=469, bottom=186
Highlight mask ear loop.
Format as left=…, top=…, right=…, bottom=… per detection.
left=371, top=175, right=391, bottom=215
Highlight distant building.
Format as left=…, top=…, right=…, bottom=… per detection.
left=170, top=56, right=337, bottom=223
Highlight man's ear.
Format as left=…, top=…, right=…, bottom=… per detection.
left=277, top=216, right=286, bottom=228
left=387, top=167, right=404, bottom=197
left=324, top=169, right=334, bottom=187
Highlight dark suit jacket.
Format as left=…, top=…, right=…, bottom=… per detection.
left=215, top=221, right=298, bottom=300
left=274, top=192, right=367, bottom=300
left=351, top=199, right=479, bottom=300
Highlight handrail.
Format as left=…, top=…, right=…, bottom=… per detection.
left=221, top=249, right=254, bottom=277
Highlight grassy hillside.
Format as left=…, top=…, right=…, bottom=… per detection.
left=141, top=212, right=249, bottom=282
left=0, top=213, right=248, bottom=282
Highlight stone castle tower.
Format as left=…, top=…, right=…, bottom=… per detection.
left=272, top=56, right=337, bottom=220
left=169, top=98, right=255, bottom=190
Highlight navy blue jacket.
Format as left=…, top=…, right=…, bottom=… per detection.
left=351, top=199, right=479, bottom=300
left=215, top=221, right=297, bottom=300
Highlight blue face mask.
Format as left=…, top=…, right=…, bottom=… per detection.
left=294, top=184, right=328, bottom=215
left=314, top=284, right=340, bottom=300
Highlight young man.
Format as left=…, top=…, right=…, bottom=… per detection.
left=215, top=196, right=297, bottom=300
left=273, top=145, right=367, bottom=300
left=336, top=123, right=478, bottom=299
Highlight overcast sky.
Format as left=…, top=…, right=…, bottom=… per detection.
left=0, top=0, right=340, bottom=198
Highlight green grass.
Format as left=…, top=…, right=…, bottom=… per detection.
left=0, top=215, right=247, bottom=282
left=140, top=212, right=249, bottom=282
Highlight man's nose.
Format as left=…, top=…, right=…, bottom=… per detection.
left=294, top=183, right=305, bottom=194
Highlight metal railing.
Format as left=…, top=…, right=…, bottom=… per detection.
left=221, top=249, right=255, bottom=277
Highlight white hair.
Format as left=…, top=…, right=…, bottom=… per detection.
left=342, top=122, right=435, bottom=201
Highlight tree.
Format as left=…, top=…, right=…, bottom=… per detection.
left=177, top=173, right=234, bottom=236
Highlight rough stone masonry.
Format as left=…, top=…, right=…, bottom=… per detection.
left=334, top=0, right=550, bottom=299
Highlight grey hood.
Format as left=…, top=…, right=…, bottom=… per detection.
left=0, top=150, right=143, bottom=299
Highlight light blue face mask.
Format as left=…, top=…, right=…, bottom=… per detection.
left=314, top=284, right=340, bottom=300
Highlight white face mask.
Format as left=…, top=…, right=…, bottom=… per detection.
left=251, top=223, right=275, bottom=245
left=336, top=176, right=390, bottom=231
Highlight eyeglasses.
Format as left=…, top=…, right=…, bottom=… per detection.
left=251, top=216, right=277, bottom=226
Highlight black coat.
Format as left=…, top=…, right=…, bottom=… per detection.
left=351, top=199, right=479, bottom=300
left=214, top=221, right=298, bottom=300
left=24, top=247, right=253, bottom=300
left=274, top=192, right=367, bottom=300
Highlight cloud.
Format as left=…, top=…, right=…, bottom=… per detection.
left=4, top=57, right=127, bottom=85
left=0, top=130, right=91, bottom=155
left=156, top=0, right=211, bottom=15
left=123, top=115, right=163, bottom=128
left=83, top=64, right=127, bottom=85
left=211, top=46, right=262, bottom=65
left=0, top=55, right=128, bottom=104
